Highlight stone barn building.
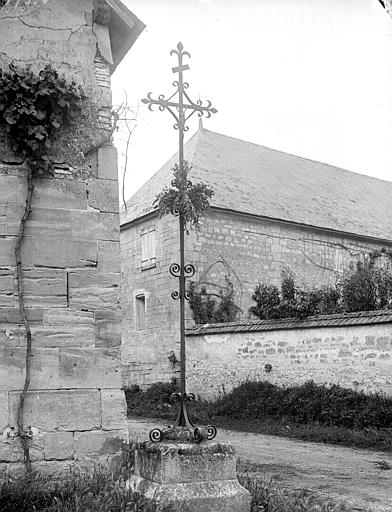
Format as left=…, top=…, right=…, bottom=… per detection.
left=121, top=124, right=392, bottom=389
left=0, top=0, right=144, bottom=470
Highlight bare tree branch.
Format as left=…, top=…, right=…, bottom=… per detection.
left=121, top=98, right=139, bottom=210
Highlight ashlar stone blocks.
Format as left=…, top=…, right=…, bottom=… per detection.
left=0, top=392, right=9, bottom=432
left=0, top=347, right=60, bottom=391
left=97, top=145, right=118, bottom=181
left=129, top=441, right=251, bottom=512
left=0, top=0, right=135, bottom=469
left=101, top=389, right=128, bottom=430
left=8, top=390, right=102, bottom=431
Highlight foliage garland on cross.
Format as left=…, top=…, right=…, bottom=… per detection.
left=154, top=160, right=214, bottom=232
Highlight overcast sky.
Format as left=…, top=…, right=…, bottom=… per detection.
left=112, top=0, right=392, bottom=203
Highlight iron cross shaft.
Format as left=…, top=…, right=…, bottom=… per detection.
left=142, top=42, right=217, bottom=442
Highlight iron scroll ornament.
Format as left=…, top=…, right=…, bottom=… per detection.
left=148, top=391, right=217, bottom=443
left=170, top=262, right=195, bottom=300
left=169, top=263, right=195, bottom=278
left=149, top=424, right=218, bottom=443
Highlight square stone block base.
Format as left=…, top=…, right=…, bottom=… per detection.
left=128, top=441, right=251, bottom=512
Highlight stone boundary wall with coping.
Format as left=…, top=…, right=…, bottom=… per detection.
left=121, top=202, right=392, bottom=389
left=186, top=310, right=392, bottom=400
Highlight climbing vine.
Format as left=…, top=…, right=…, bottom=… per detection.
left=0, top=64, right=84, bottom=470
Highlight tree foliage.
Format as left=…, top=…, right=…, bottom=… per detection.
left=341, top=260, right=392, bottom=312
left=249, top=269, right=332, bottom=320
left=251, top=253, right=392, bottom=321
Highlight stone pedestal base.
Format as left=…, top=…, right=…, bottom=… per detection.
left=128, top=440, right=251, bottom=512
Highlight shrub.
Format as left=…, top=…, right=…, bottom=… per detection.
left=251, top=255, right=392, bottom=321
left=214, top=380, right=283, bottom=419
left=341, top=260, right=392, bottom=312
left=124, top=379, right=179, bottom=419
left=214, top=279, right=241, bottom=322
left=249, top=283, right=280, bottom=319
left=340, top=261, right=377, bottom=312
left=376, top=268, right=392, bottom=309
left=188, top=282, right=217, bottom=324
left=127, top=379, right=392, bottom=432
left=250, top=270, right=341, bottom=320
left=316, top=286, right=341, bottom=315
left=280, top=268, right=295, bottom=301
left=213, top=380, right=392, bottom=430
left=126, top=379, right=392, bottom=451
left=189, top=277, right=241, bottom=324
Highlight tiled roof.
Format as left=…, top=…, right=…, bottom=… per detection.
left=186, top=309, right=392, bottom=336
left=121, top=127, right=392, bottom=241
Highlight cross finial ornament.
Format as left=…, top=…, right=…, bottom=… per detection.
left=142, top=43, right=217, bottom=444
left=142, top=42, right=217, bottom=165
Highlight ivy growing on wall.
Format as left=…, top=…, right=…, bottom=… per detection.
left=0, top=64, right=84, bottom=175
left=0, top=64, right=84, bottom=470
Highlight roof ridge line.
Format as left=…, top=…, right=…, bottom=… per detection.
left=200, top=127, right=391, bottom=185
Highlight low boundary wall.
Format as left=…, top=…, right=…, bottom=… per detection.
left=186, top=310, right=392, bottom=400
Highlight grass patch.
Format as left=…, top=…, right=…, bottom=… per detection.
left=239, top=471, right=354, bottom=512
left=124, top=379, right=392, bottom=452
left=0, top=466, right=172, bottom=512
left=0, top=464, right=357, bottom=512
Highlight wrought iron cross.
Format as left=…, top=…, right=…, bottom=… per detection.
left=142, top=42, right=217, bottom=442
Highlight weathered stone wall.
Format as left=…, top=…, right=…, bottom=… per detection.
left=186, top=319, right=392, bottom=400
left=0, top=0, right=128, bottom=469
left=0, top=154, right=126, bottom=470
left=121, top=207, right=390, bottom=388
left=0, top=0, right=110, bottom=102
left=121, top=214, right=182, bottom=388
left=188, top=209, right=390, bottom=318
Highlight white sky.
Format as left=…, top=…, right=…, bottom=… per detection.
left=112, top=0, right=392, bottom=203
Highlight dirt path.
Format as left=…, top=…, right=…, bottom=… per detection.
left=127, top=418, right=392, bottom=512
